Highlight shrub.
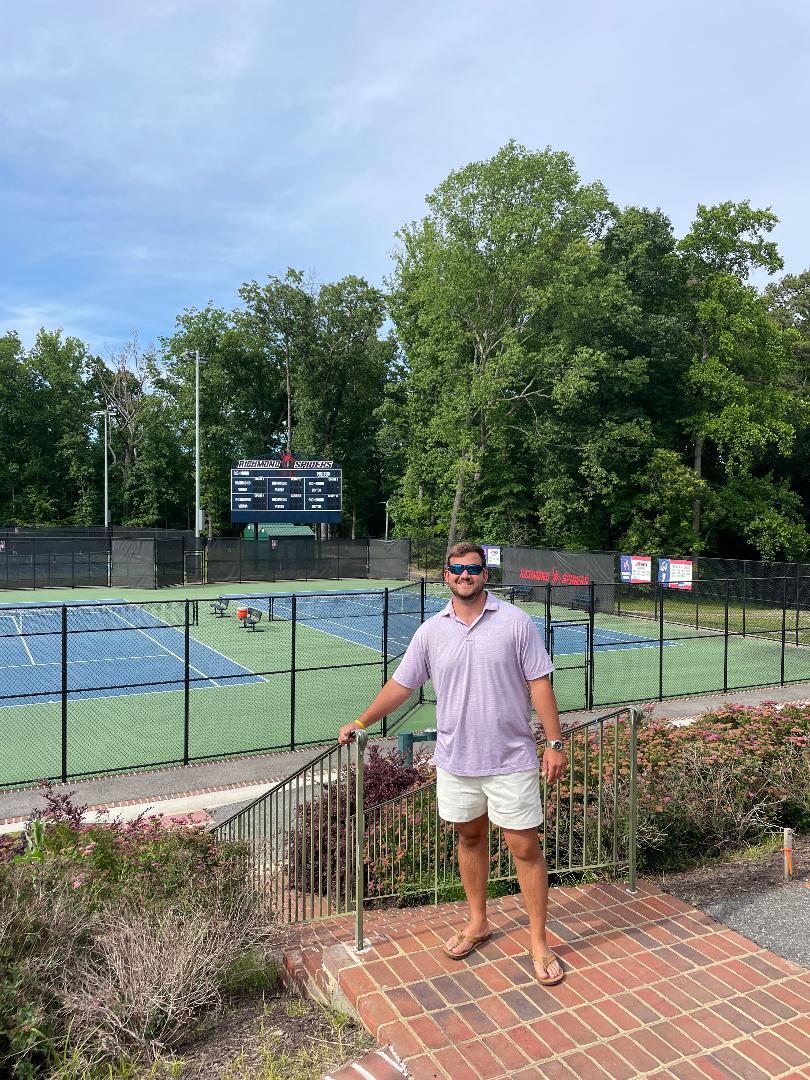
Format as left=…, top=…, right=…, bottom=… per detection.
left=593, top=701, right=810, bottom=869
left=0, top=787, right=269, bottom=1077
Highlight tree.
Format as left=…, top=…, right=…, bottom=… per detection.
left=25, top=330, right=98, bottom=524
left=389, top=141, right=613, bottom=551
left=677, top=202, right=799, bottom=550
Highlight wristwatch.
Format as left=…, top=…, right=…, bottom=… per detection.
left=546, top=739, right=565, bottom=752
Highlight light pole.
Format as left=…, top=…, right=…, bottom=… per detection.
left=183, top=349, right=205, bottom=536
left=380, top=500, right=390, bottom=540
left=93, top=409, right=110, bottom=526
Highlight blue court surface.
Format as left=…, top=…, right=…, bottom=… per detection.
left=1, top=591, right=673, bottom=710
left=0, top=600, right=262, bottom=707
left=224, top=591, right=671, bottom=659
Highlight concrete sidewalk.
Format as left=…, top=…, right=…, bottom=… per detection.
left=1, top=682, right=808, bottom=830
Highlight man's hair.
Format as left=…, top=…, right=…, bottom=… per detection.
left=447, top=541, right=486, bottom=565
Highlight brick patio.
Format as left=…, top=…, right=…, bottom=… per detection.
left=284, top=880, right=810, bottom=1079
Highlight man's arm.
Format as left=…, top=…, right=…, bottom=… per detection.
left=528, top=675, right=567, bottom=783
left=337, top=678, right=416, bottom=744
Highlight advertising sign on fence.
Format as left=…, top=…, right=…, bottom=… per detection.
left=658, top=557, right=693, bottom=590
left=483, top=545, right=501, bottom=568
left=620, top=554, right=652, bottom=583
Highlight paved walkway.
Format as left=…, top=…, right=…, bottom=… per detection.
left=2, top=682, right=808, bottom=828
left=286, top=880, right=810, bottom=1079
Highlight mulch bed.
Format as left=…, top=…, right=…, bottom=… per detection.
left=657, top=832, right=809, bottom=908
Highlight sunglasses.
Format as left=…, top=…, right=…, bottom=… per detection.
left=446, top=562, right=485, bottom=576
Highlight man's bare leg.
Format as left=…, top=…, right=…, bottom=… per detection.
left=503, top=826, right=563, bottom=981
left=444, top=814, right=491, bottom=956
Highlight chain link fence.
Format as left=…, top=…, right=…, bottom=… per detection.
left=1, top=576, right=807, bottom=787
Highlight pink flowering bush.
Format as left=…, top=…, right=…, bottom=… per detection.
left=593, top=701, right=810, bottom=869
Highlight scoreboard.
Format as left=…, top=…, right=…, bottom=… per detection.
left=230, top=458, right=342, bottom=523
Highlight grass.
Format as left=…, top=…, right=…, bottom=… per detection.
left=1, top=578, right=808, bottom=787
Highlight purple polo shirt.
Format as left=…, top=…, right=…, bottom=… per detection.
left=393, top=592, right=554, bottom=776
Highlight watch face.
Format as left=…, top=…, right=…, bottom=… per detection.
left=549, top=740, right=564, bottom=751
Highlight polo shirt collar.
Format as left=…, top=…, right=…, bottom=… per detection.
left=440, top=591, right=500, bottom=619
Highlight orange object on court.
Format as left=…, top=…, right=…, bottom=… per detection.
left=236, top=606, right=248, bottom=622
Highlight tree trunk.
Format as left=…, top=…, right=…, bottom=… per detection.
left=447, top=457, right=466, bottom=556
left=692, top=432, right=703, bottom=540
left=692, top=330, right=708, bottom=545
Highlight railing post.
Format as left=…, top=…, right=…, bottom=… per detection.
left=627, top=705, right=640, bottom=894
left=354, top=731, right=368, bottom=951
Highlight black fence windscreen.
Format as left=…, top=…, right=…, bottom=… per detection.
left=0, top=536, right=110, bottom=590
left=205, top=537, right=408, bottom=583
left=110, top=539, right=156, bottom=589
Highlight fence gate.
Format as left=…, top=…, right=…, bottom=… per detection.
left=184, top=550, right=205, bottom=585
left=549, top=619, right=590, bottom=712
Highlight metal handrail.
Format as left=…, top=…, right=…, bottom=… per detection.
left=214, top=705, right=641, bottom=950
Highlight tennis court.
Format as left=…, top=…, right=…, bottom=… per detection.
left=223, top=589, right=672, bottom=657
left=0, top=580, right=806, bottom=787
left=0, top=600, right=262, bottom=706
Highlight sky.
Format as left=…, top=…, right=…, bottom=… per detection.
left=2, top=0, right=808, bottom=357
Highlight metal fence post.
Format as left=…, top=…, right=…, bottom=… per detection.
left=183, top=599, right=190, bottom=765
left=419, top=577, right=426, bottom=704
left=61, top=604, right=68, bottom=783
left=781, top=577, right=787, bottom=685
left=742, top=561, right=748, bottom=637
left=627, top=705, right=640, bottom=894
left=658, top=585, right=664, bottom=701
left=587, top=582, right=595, bottom=710
left=354, top=730, right=368, bottom=951
left=290, top=594, right=297, bottom=749
left=382, top=588, right=389, bottom=736
left=723, top=579, right=729, bottom=693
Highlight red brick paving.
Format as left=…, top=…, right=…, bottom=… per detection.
left=283, top=880, right=810, bottom=1078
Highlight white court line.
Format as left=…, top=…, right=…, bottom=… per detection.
left=2, top=613, right=37, bottom=666
left=107, top=607, right=223, bottom=687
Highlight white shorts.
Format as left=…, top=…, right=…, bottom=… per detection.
left=436, top=767, right=543, bottom=830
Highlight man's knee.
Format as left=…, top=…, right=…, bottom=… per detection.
left=503, top=827, right=543, bottom=862
left=455, top=815, right=489, bottom=847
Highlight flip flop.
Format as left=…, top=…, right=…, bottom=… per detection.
left=532, top=951, right=566, bottom=986
left=442, top=930, right=493, bottom=959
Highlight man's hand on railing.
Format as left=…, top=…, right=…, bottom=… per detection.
left=338, top=721, right=363, bottom=745
left=542, top=746, right=568, bottom=784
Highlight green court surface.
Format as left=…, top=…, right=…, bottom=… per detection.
left=1, top=580, right=808, bottom=787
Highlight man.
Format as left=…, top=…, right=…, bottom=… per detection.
left=338, top=541, right=567, bottom=985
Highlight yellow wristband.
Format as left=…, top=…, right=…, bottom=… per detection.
left=355, top=719, right=367, bottom=730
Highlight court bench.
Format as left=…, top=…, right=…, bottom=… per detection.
left=210, top=597, right=229, bottom=617
left=568, top=596, right=593, bottom=612
left=237, top=605, right=263, bottom=631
